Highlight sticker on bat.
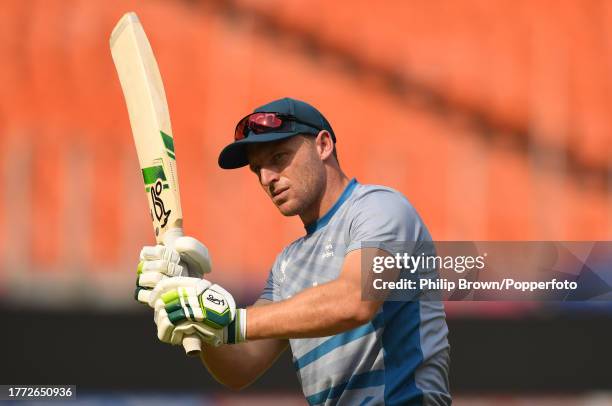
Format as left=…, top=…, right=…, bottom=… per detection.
left=160, top=131, right=176, bottom=160
left=151, top=179, right=171, bottom=228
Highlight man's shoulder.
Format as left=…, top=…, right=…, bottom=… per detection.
left=347, top=182, right=431, bottom=242
left=350, top=182, right=417, bottom=215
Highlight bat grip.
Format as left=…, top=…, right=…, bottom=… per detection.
left=182, top=335, right=202, bottom=356
left=162, top=227, right=203, bottom=357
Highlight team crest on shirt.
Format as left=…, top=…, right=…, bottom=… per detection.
left=279, top=259, right=289, bottom=283
left=322, top=239, right=334, bottom=259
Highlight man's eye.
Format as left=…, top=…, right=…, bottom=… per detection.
left=273, top=153, right=286, bottom=164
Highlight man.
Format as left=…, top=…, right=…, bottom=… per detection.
left=137, top=98, right=451, bottom=405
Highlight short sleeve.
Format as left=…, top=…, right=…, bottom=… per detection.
left=346, top=189, right=430, bottom=255
left=259, top=268, right=276, bottom=301
left=258, top=251, right=286, bottom=302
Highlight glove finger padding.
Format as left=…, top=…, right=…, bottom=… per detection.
left=140, top=259, right=184, bottom=279
left=154, top=301, right=223, bottom=346
left=138, top=273, right=164, bottom=290
left=163, top=286, right=204, bottom=324
left=156, top=308, right=175, bottom=344
left=139, top=245, right=182, bottom=264
left=135, top=261, right=165, bottom=304
left=135, top=247, right=185, bottom=305
left=135, top=286, right=152, bottom=304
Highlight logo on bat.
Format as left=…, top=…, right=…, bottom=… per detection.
left=150, top=179, right=171, bottom=228
left=142, top=165, right=171, bottom=233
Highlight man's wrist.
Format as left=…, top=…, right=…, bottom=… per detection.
left=228, top=308, right=247, bottom=344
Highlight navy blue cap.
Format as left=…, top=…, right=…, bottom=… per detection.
left=218, top=97, right=336, bottom=169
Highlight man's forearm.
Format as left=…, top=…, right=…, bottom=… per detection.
left=246, top=279, right=379, bottom=340
left=200, top=280, right=372, bottom=389
left=199, top=299, right=288, bottom=390
left=200, top=339, right=288, bottom=390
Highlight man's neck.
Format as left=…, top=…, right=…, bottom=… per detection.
left=300, top=171, right=350, bottom=227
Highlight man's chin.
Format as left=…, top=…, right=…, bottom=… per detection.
left=274, top=200, right=301, bottom=217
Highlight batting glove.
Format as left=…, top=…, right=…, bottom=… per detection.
left=149, top=276, right=247, bottom=347
left=135, top=236, right=212, bottom=304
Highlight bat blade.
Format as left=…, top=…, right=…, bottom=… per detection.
left=110, top=12, right=182, bottom=244
left=110, top=12, right=201, bottom=356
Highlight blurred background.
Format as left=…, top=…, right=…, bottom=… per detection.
left=1, top=0, right=611, bottom=404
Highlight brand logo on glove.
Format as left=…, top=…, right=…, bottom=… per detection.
left=207, top=293, right=225, bottom=307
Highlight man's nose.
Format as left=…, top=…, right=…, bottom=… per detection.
left=260, top=167, right=280, bottom=187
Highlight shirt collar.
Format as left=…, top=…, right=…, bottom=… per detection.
left=305, top=178, right=358, bottom=235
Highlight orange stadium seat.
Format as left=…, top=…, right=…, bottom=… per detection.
left=0, top=0, right=609, bottom=294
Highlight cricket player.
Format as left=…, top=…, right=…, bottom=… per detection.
left=137, top=98, right=451, bottom=405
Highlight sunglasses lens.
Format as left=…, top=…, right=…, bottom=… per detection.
left=234, top=113, right=286, bottom=140
left=249, top=113, right=282, bottom=133
left=234, top=117, right=248, bottom=140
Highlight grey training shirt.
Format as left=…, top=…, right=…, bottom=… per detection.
left=260, top=179, right=450, bottom=405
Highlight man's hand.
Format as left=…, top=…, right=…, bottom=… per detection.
left=135, top=236, right=212, bottom=304
left=149, top=277, right=247, bottom=347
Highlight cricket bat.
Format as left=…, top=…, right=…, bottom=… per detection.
left=110, top=12, right=202, bottom=356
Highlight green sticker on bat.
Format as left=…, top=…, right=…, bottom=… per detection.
left=142, top=165, right=167, bottom=185
left=160, top=131, right=176, bottom=159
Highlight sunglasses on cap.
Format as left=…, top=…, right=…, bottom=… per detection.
left=234, top=112, right=322, bottom=141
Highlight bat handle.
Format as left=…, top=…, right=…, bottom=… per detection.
left=182, top=335, right=202, bottom=356
left=162, top=227, right=203, bottom=357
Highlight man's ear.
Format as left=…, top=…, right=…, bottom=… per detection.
left=315, top=130, right=334, bottom=160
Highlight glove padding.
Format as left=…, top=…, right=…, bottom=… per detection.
left=161, top=310, right=246, bottom=347
left=135, top=236, right=212, bottom=304
left=149, top=276, right=246, bottom=347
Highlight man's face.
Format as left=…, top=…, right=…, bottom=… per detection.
left=247, top=134, right=326, bottom=217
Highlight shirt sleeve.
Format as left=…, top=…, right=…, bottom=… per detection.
left=258, top=251, right=285, bottom=302
left=346, top=189, right=431, bottom=255
left=259, top=268, right=276, bottom=301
